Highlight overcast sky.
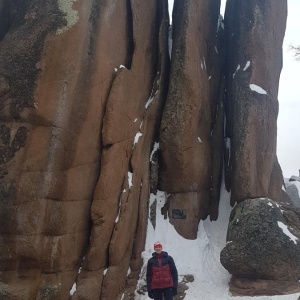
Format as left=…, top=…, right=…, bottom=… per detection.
left=277, top=0, right=300, bottom=177
left=168, top=0, right=300, bottom=177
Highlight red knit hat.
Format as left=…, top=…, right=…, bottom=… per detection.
left=154, top=241, right=162, bottom=249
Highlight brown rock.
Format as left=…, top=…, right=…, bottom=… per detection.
left=159, top=0, right=222, bottom=238
left=0, top=0, right=289, bottom=298
left=168, top=192, right=208, bottom=239
left=77, top=0, right=170, bottom=298
left=224, top=0, right=287, bottom=205
left=0, top=0, right=147, bottom=298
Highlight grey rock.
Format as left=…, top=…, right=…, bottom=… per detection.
left=286, top=184, right=300, bottom=207
left=220, top=198, right=300, bottom=281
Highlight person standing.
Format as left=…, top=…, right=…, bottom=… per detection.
left=146, top=242, right=178, bottom=300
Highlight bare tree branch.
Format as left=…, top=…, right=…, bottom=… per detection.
left=289, top=44, right=300, bottom=61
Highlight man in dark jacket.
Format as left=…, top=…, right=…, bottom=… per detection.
left=146, top=242, right=178, bottom=300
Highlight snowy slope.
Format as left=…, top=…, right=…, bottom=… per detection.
left=135, top=182, right=300, bottom=300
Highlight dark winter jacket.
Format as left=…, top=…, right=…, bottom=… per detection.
left=146, top=251, right=178, bottom=291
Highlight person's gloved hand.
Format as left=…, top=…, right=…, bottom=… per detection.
left=148, top=291, right=154, bottom=299
left=172, top=287, right=177, bottom=296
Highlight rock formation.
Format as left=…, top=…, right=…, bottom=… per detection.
left=224, top=0, right=287, bottom=205
left=285, top=177, right=300, bottom=207
left=159, top=0, right=223, bottom=238
left=0, top=0, right=290, bottom=298
left=221, top=198, right=300, bottom=295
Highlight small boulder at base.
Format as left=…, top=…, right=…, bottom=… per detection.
left=220, top=198, right=300, bottom=283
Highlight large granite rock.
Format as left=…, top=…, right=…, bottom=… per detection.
left=224, top=0, right=287, bottom=205
left=220, top=198, right=300, bottom=295
left=0, top=0, right=169, bottom=299
left=159, top=0, right=223, bottom=239
left=285, top=177, right=300, bottom=207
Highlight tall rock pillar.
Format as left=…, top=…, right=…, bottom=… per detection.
left=224, top=0, right=287, bottom=205
left=159, top=0, right=223, bottom=239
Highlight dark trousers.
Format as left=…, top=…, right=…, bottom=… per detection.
left=152, top=288, right=173, bottom=300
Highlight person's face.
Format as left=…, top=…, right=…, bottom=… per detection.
left=154, top=245, right=162, bottom=254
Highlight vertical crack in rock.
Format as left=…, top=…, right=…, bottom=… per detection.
left=125, top=0, right=134, bottom=69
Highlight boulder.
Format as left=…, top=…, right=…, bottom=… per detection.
left=285, top=181, right=300, bottom=207
left=221, top=198, right=300, bottom=283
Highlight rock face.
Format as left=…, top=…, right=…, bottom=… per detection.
left=0, top=0, right=169, bottom=299
left=285, top=177, right=300, bottom=207
left=224, top=0, right=287, bottom=205
left=221, top=198, right=300, bottom=294
left=0, top=0, right=289, bottom=299
left=159, top=0, right=223, bottom=239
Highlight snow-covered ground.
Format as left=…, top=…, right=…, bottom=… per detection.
left=135, top=181, right=300, bottom=300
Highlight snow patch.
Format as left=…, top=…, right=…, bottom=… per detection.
left=233, top=64, right=240, bottom=78
left=277, top=221, right=298, bottom=244
left=133, top=132, right=142, bottom=146
left=150, top=142, right=159, bottom=162
left=243, top=61, right=251, bottom=71
left=128, top=172, right=133, bottom=189
left=197, top=137, right=202, bottom=143
left=115, top=197, right=122, bottom=223
left=249, top=84, right=267, bottom=95
left=69, top=283, right=76, bottom=296
left=145, top=97, right=154, bottom=109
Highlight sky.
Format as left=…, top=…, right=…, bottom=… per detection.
left=168, top=0, right=300, bottom=178
left=277, top=0, right=300, bottom=178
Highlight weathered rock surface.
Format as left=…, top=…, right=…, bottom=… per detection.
left=0, top=0, right=290, bottom=298
left=285, top=178, right=300, bottom=207
left=159, top=0, right=223, bottom=239
left=224, top=0, right=287, bottom=205
left=221, top=198, right=300, bottom=294
left=0, top=0, right=169, bottom=299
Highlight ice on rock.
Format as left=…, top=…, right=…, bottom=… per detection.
left=249, top=84, right=267, bottom=95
